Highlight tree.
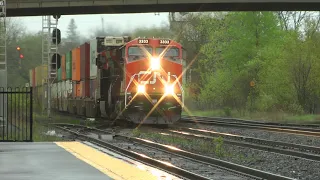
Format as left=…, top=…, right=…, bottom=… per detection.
left=131, top=25, right=173, bottom=39
left=168, top=12, right=217, bottom=105
left=0, top=18, right=44, bottom=87
left=65, top=18, right=80, bottom=49
left=198, top=12, right=283, bottom=113
left=283, top=14, right=320, bottom=113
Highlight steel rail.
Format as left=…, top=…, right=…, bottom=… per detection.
left=181, top=127, right=320, bottom=153
left=183, top=116, right=320, bottom=128
left=166, top=128, right=320, bottom=161
left=53, top=123, right=294, bottom=180
left=180, top=118, right=320, bottom=136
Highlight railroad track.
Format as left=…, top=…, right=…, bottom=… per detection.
left=52, top=123, right=293, bottom=180
left=51, top=110, right=136, bottom=128
left=165, top=127, right=320, bottom=162
left=181, top=116, right=320, bottom=136
left=183, top=116, right=320, bottom=128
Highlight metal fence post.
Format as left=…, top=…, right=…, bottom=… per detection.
left=30, top=87, right=33, bottom=142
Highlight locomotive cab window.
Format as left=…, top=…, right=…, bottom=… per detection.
left=128, top=46, right=152, bottom=62
left=156, top=47, right=180, bottom=63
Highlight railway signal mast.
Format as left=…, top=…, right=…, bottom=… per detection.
left=42, top=15, right=61, bottom=117
left=0, top=0, right=6, bottom=123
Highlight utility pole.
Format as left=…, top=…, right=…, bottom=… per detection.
left=0, top=0, right=7, bottom=123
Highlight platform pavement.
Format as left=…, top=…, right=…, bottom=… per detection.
left=0, top=141, right=178, bottom=180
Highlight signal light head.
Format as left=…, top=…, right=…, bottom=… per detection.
left=19, top=54, right=24, bottom=59
left=16, top=47, right=21, bottom=51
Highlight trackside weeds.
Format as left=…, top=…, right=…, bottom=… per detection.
left=131, top=128, right=258, bottom=161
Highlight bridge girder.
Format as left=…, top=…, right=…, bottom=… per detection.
left=6, top=0, right=320, bottom=17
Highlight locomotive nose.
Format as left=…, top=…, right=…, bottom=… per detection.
left=150, top=57, right=160, bottom=70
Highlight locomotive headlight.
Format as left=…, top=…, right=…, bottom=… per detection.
left=165, top=85, right=174, bottom=95
left=137, top=85, right=145, bottom=93
left=151, top=57, right=160, bottom=70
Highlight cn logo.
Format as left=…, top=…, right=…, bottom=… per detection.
left=138, top=71, right=172, bottom=84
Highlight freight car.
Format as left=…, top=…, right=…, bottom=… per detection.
left=30, top=36, right=186, bottom=125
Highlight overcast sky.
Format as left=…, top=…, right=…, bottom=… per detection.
left=16, top=13, right=169, bottom=38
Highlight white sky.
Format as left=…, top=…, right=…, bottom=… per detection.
left=15, top=13, right=169, bottom=38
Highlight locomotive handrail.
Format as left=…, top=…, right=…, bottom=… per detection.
left=100, top=75, right=120, bottom=79
left=172, top=75, right=184, bottom=108
left=125, top=73, right=138, bottom=107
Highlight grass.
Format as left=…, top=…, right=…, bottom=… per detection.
left=182, top=110, right=320, bottom=124
left=0, top=117, right=66, bottom=142
left=33, top=120, right=64, bottom=142
left=33, top=113, right=82, bottom=125
left=1, top=112, right=94, bottom=142
left=32, top=112, right=93, bottom=142
left=26, top=112, right=82, bottom=142
left=182, top=110, right=224, bottom=117
left=1, top=103, right=95, bottom=142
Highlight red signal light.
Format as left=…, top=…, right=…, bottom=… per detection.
left=20, top=54, right=24, bottom=59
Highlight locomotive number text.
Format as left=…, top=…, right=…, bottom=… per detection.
left=160, top=39, right=170, bottom=45
left=138, top=39, right=149, bottom=44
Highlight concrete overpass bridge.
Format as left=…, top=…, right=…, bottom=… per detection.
left=5, top=0, right=320, bottom=17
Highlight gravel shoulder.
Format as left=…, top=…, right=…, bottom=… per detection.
left=55, top=126, right=250, bottom=180
left=115, top=126, right=320, bottom=180
left=110, top=138, right=249, bottom=180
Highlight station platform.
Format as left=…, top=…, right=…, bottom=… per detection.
left=0, top=141, right=179, bottom=180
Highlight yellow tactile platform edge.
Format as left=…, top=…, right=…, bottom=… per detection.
left=55, top=141, right=158, bottom=180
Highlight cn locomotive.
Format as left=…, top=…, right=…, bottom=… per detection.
left=30, top=36, right=186, bottom=124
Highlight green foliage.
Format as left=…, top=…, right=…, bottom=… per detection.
left=132, top=128, right=141, bottom=136
left=192, top=11, right=320, bottom=115
left=8, top=93, right=31, bottom=110
left=213, top=136, right=225, bottom=157
left=6, top=22, right=43, bottom=87
left=223, top=107, right=232, bottom=117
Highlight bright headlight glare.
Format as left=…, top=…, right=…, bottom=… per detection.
left=137, top=85, right=145, bottom=93
left=165, top=85, right=174, bottom=95
left=151, top=57, right=160, bottom=70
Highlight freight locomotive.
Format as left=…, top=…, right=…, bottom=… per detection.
left=30, top=36, right=186, bottom=124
